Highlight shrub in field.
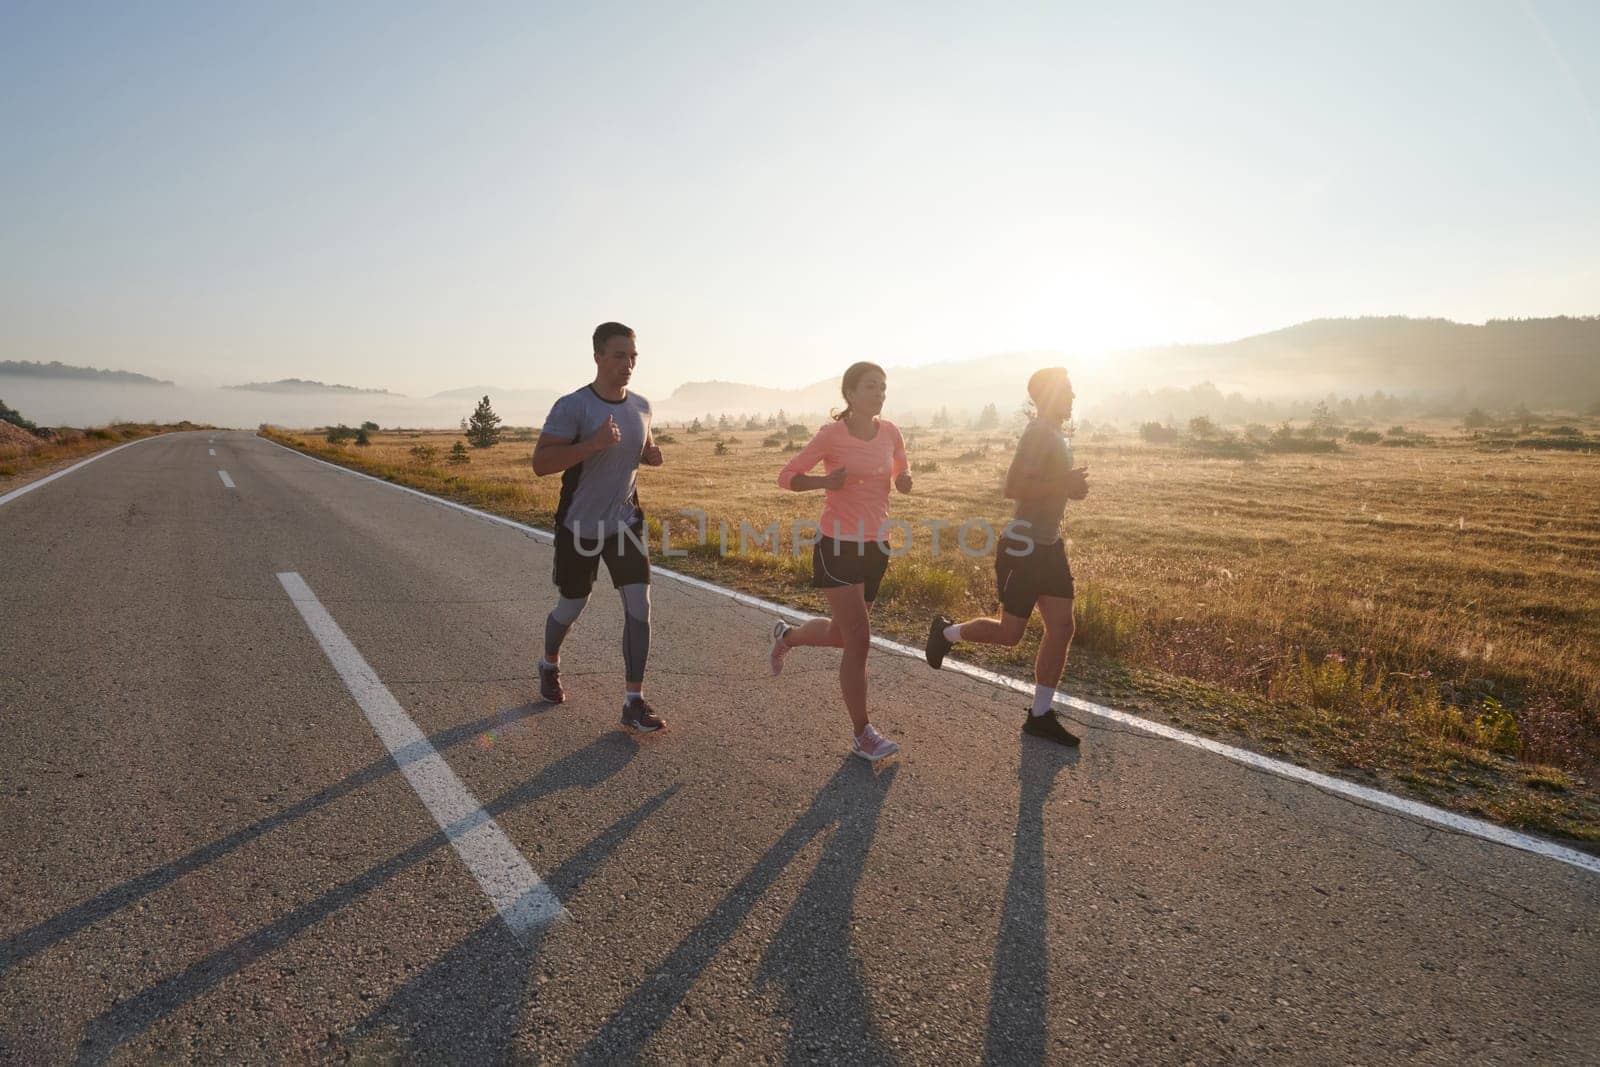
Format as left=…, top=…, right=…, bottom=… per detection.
left=0, top=398, right=39, bottom=434
left=448, top=441, right=471, bottom=465
left=361, top=420, right=380, bottom=432
left=1347, top=430, right=1382, bottom=444
left=912, top=459, right=941, bottom=473
left=409, top=444, right=439, bottom=463
left=714, top=441, right=730, bottom=456
left=763, top=433, right=785, bottom=448
left=654, top=431, right=677, bottom=444
left=325, top=424, right=356, bottom=444
left=1139, top=422, right=1179, bottom=444
left=355, top=428, right=371, bottom=446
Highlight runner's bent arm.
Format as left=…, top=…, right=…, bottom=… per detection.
left=778, top=425, right=842, bottom=492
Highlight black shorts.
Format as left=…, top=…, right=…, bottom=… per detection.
left=811, top=536, right=891, bottom=603
left=554, top=522, right=651, bottom=598
left=995, top=536, right=1074, bottom=618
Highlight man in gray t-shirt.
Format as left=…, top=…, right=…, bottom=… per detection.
left=531, top=322, right=666, bottom=733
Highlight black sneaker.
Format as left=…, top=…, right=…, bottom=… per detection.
left=622, top=698, right=666, bottom=733
left=1023, top=708, right=1080, bottom=747
left=925, top=615, right=954, bottom=669
left=538, top=661, right=565, bottom=704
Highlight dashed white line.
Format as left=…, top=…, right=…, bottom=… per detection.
left=217, top=470, right=235, bottom=489
left=259, top=434, right=1600, bottom=877
left=276, top=570, right=566, bottom=936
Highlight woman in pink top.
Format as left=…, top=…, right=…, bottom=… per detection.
left=770, top=361, right=911, bottom=761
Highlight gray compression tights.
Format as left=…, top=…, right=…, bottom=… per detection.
left=544, top=586, right=650, bottom=685
left=620, top=583, right=651, bottom=686
left=544, top=596, right=588, bottom=659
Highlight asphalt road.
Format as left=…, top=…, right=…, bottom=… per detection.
left=1, top=430, right=1596, bottom=1065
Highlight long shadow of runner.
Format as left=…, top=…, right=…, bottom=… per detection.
left=347, top=783, right=680, bottom=1064
left=1, top=699, right=556, bottom=976
left=756, top=761, right=898, bottom=1064
left=578, top=759, right=898, bottom=1064
left=73, top=731, right=634, bottom=1066
left=985, top=739, right=1079, bottom=1066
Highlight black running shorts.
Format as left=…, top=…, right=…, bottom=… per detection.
left=995, top=536, right=1074, bottom=618
left=554, top=522, right=652, bottom=598
left=811, top=536, right=891, bottom=604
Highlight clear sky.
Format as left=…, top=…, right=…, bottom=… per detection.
left=3, top=0, right=1597, bottom=398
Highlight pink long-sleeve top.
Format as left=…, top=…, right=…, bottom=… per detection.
left=778, top=418, right=909, bottom=542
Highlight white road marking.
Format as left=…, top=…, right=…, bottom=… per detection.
left=0, top=435, right=169, bottom=510
left=209, top=448, right=216, bottom=456
left=217, top=470, right=235, bottom=489
left=277, top=571, right=566, bottom=935
left=260, top=435, right=1600, bottom=877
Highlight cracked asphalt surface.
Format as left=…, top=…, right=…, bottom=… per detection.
left=2, top=430, right=1596, bottom=1064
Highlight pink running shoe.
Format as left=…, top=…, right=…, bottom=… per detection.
left=851, top=724, right=900, bottom=762
left=769, top=619, right=792, bottom=677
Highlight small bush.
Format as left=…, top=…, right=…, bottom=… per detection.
left=1346, top=430, right=1382, bottom=444
left=714, top=441, right=730, bottom=456
left=912, top=459, right=941, bottom=473
left=762, top=433, right=785, bottom=448
left=654, top=431, right=677, bottom=444
left=1139, top=422, right=1179, bottom=445
left=325, top=424, right=356, bottom=444
left=448, top=441, right=471, bottom=465
left=409, top=444, right=439, bottom=463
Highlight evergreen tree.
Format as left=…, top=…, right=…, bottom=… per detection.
left=974, top=402, right=1000, bottom=430
left=466, top=395, right=502, bottom=448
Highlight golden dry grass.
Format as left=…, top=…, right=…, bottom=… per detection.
left=266, top=419, right=1600, bottom=843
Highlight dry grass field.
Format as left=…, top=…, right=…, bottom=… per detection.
left=265, top=418, right=1600, bottom=844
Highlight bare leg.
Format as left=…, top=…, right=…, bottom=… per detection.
left=952, top=612, right=1029, bottom=647
left=783, top=616, right=846, bottom=648
left=822, top=584, right=873, bottom=736
left=1034, top=596, right=1075, bottom=688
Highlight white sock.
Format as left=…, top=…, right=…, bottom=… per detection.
left=540, top=657, right=557, bottom=670
left=625, top=691, right=643, bottom=705
left=943, top=623, right=963, bottom=643
left=1031, top=686, right=1055, bottom=716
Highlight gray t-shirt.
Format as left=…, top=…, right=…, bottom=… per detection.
left=1007, top=419, right=1073, bottom=545
left=542, top=385, right=652, bottom=537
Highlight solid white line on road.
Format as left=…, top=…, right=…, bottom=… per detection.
left=209, top=448, right=216, bottom=456
left=277, top=571, right=566, bottom=936
left=0, top=434, right=167, bottom=511
left=217, top=470, right=235, bottom=489
left=259, top=435, right=1600, bottom=877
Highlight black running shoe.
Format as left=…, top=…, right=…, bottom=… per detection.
left=622, top=698, right=666, bottom=733
left=926, top=615, right=954, bottom=669
left=1023, top=708, right=1080, bottom=747
left=538, top=661, right=565, bottom=704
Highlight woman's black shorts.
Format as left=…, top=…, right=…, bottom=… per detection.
left=811, top=536, right=891, bottom=603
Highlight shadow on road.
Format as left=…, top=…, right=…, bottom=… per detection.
left=72, top=730, right=632, bottom=1066
left=578, top=757, right=898, bottom=1063
left=0, top=700, right=555, bottom=976
left=985, top=738, right=1079, bottom=1065
left=344, top=784, right=679, bottom=1064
